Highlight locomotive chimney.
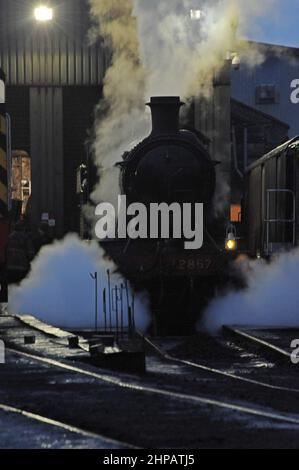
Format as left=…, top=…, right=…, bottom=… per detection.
left=147, top=96, right=184, bottom=136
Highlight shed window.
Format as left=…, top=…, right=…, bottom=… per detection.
left=256, top=85, right=279, bottom=105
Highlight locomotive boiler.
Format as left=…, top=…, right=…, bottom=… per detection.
left=120, top=97, right=216, bottom=208
left=79, top=96, right=238, bottom=333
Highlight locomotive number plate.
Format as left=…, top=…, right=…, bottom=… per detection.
left=163, top=255, right=221, bottom=276
left=174, top=257, right=213, bottom=271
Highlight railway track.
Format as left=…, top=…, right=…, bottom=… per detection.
left=143, top=335, right=299, bottom=393
left=223, top=326, right=299, bottom=363
left=6, top=346, right=299, bottom=428
left=2, top=315, right=299, bottom=448
left=0, top=402, right=133, bottom=449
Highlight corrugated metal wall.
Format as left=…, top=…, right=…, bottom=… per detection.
left=231, top=53, right=299, bottom=137
left=63, top=86, right=102, bottom=232
left=0, top=0, right=106, bottom=233
left=30, top=87, right=64, bottom=232
left=0, top=0, right=106, bottom=86
left=194, top=64, right=232, bottom=216
left=6, top=86, right=30, bottom=153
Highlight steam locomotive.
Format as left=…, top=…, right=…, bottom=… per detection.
left=79, top=96, right=239, bottom=332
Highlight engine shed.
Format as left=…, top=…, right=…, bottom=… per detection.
left=0, top=0, right=105, bottom=235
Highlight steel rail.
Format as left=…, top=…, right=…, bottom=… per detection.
left=7, top=347, right=299, bottom=427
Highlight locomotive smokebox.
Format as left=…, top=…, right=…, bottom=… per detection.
left=147, top=96, right=184, bottom=135
left=120, top=95, right=216, bottom=206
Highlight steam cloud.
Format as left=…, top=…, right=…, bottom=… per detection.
left=88, top=0, right=277, bottom=209
left=134, top=0, right=274, bottom=99
left=8, top=235, right=150, bottom=332
left=88, top=0, right=149, bottom=209
left=199, top=251, right=299, bottom=334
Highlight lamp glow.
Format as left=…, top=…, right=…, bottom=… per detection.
left=225, top=223, right=237, bottom=251
left=190, top=9, right=203, bottom=20
left=226, top=239, right=236, bottom=251
left=34, top=5, right=53, bottom=22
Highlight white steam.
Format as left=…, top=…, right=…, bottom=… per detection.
left=134, top=0, right=276, bottom=99
left=88, top=0, right=149, bottom=209
left=8, top=235, right=150, bottom=332
left=199, top=251, right=299, bottom=334
left=88, top=0, right=277, bottom=209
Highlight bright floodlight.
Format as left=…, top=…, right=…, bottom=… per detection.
left=190, top=9, right=203, bottom=20
left=34, top=5, right=53, bottom=22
